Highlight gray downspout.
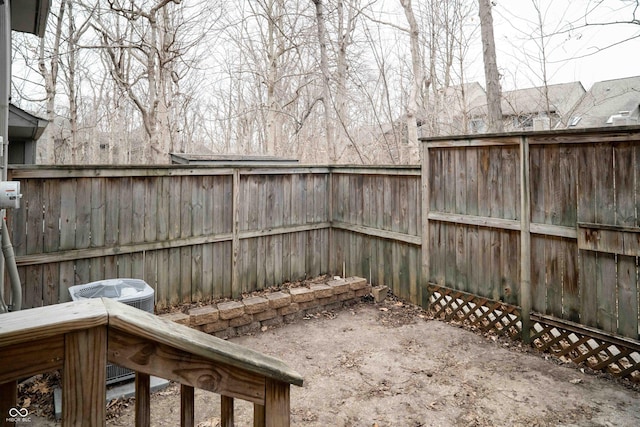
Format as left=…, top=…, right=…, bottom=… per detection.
left=0, top=0, right=7, bottom=313
left=2, top=217, right=19, bottom=310
left=0, top=0, right=21, bottom=312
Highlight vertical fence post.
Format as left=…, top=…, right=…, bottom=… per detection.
left=232, top=169, right=241, bottom=299
left=421, top=140, right=431, bottom=308
left=520, top=136, right=532, bottom=343
left=328, top=167, right=335, bottom=276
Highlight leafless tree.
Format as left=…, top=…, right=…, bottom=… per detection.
left=555, top=0, right=640, bottom=56
left=398, top=0, right=424, bottom=164
left=11, top=0, right=67, bottom=163
left=12, top=0, right=489, bottom=166
left=478, top=0, right=503, bottom=132
left=86, top=0, right=219, bottom=163
left=311, top=0, right=371, bottom=163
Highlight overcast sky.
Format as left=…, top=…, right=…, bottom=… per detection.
left=489, top=0, right=640, bottom=90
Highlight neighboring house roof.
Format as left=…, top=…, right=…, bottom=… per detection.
left=501, top=81, right=586, bottom=119
left=568, top=75, right=640, bottom=128
left=407, top=76, right=639, bottom=138
left=426, top=81, right=587, bottom=134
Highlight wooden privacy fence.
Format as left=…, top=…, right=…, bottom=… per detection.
left=6, top=166, right=332, bottom=308
left=422, top=127, right=640, bottom=381
left=5, top=165, right=420, bottom=310
left=422, top=127, right=640, bottom=343
left=5, top=126, right=640, bottom=374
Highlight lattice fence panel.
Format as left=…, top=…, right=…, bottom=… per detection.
left=427, top=284, right=640, bottom=382
left=530, top=317, right=640, bottom=382
left=428, top=285, right=521, bottom=339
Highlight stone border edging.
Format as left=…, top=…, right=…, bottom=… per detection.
left=159, top=277, right=372, bottom=338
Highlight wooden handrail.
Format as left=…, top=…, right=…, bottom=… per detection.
left=0, top=299, right=303, bottom=426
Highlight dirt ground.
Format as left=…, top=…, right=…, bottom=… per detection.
left=25, top=297, right=640, bottom=427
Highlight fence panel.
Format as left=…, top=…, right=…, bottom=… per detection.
left=330, top=168, right=421, bottom=302
left=7, top=167, right=331, bottom=309
left=575, top=141, right=640, bottom=336
left=425, top=141, right=520, bottom=302
left=424, top=128, right=640, bottom=342
left=528, top=142, right=581, bottom=320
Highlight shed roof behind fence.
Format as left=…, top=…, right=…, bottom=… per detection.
left=170, top=153, right=300, bottom=166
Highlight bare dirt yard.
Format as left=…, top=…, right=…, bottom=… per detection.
left=26, top=296, right=640, bottom=427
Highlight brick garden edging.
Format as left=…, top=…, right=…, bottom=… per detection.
left=159, top=277, right=372, bottom=339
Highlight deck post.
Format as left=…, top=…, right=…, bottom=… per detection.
left=63, top=326, right=107, bottom=426
left=135, top=372, right=151, bottom=427
left=264, top=378, right=290, bottom=427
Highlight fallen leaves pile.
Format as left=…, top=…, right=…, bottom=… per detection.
left=17, top=371, right=60, bottom=418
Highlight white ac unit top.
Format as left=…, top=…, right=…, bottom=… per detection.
left=68, top=278, right=154, bottom=306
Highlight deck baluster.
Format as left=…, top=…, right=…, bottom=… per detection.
left=181, top=384, right=195, bottom=427
left=135, top=372, right=151, bottom=427
left=221, top=395, right=234, bottom=426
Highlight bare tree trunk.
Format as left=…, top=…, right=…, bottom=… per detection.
left=147, top=7, right=162, bottom=162
left=92, top=0, right=206, bottom=164
left=457, top=3, right=470, bottom=134
left=38, top=0, right=66, bottom=164
left=312, top=0, right=335, bottom=163
left=265, top=0, right=284, bottom=156
left=532, top=0, right=551, bottom=118
left=66, top=0, right=80, bottom=163
left=334, top=0, right=351, bottom=162
left=400, top=0, right=423, bottom=164
left=478, top=0, right=503, bottom=133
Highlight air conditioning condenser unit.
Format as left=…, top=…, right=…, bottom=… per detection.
left=69, top=278, right=155, bottom=384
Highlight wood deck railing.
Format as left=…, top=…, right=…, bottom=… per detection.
left=0, top=298, right=303, bottom=426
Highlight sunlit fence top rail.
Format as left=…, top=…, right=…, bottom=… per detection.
left=0, top=298, right=303, bottom=426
